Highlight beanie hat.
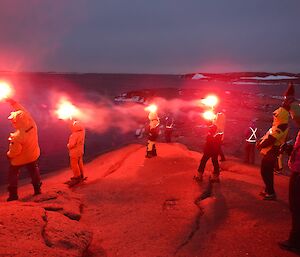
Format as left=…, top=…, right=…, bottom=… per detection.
left=284, top=82, right=295, bottom=102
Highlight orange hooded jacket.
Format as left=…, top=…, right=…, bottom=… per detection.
left=67, top=120, right=85, bottom=158
left=7, top=101, right=40, bottom=166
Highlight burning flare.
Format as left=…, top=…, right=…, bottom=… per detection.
left=144, top=104, right=158, bottom=113
left=55, top=99, right=79, bottom=120
left=203, top=110, right=216, bottom=121
left=201, top=95, right=219, bottom=108
left=0, top=81, right=13, bottom=100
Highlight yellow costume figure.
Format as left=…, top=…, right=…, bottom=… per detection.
left=146, top=111, right=160, bottom=158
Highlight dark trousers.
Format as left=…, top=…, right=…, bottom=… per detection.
left=245, top=143, right=256, bottom=164
left=219, top=146, right=225, bottom=161
left=165, top=128, right=172, bottom=142
left=8, top=161, right=41, bottom=188
left=289, top=172, right=300, bottom=245
left=198, top=153, right=220, bottom=175
left=260, top=155, right=277, bottom=195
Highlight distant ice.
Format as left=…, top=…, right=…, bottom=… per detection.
left=191, top=73, right=208, bottom=80
left=232, top=82, right=258, bottom=85
left=241, top=75, right=298, bottom=80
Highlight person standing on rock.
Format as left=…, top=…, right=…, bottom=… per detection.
left=145, top=105, right=160, bottom=158
left=195, top=124, right=223, bottom=182
left=256, top=105, right=289, bottom=200
left=277, top=83, right=300, bottom=253
left=67, top=119, right=86, bottom=186
left=5, top=98, right=42, bottom=201
left=164, top=114, right=174, bottom=143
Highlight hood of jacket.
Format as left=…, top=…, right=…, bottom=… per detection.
left=71, top=120, right=84, bottom=132
left=272, top=107, right=289, bottom=126
left=8, top=110, right=32, bottom=130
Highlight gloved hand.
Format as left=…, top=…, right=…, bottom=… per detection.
left=5, top=98, right=16, bottom=105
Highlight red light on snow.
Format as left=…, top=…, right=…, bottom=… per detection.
left=55, top=99, right=79, bottom=120
left=0, top=81, right=13, bottom=100
left=145, top=104, right=158, bottom=113
left=201, top=95, right=219, bottom=108
left=203, top=110, right=216, bottom=120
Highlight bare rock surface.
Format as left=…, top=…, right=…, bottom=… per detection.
left=0, top=143, right=295, bottom=257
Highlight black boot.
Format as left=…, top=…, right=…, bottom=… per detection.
left=68, top=177, right=82, bottom=187
left=152, top=144, right=157, bottom=157
left=33, top=182, right=42, bottom=195
left=7, top=186, right=18, bottom=201
left=145, top=151, right=153, bottom=158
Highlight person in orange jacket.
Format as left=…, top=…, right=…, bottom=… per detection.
left=67, top=119, right=85, bottom=186
left=146, top=111, right=160, bottom=158
left=6, top=98, right=42, bottom=201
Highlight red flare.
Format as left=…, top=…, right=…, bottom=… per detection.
left=55, top=99, right=79, bottom=120
left=0, top=81, right=13, bottom=101
left=144, top=104, right=158, bottom=113
left=201, top=95, right=219, bottom=108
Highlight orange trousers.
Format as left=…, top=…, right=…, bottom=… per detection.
left=70, top=156, right=84, bottom=178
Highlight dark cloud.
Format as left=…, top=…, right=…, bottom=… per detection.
left=0, top=0, right=299, bottom=73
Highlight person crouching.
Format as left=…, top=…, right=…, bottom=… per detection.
left=67, top=120, right=85, bottom=186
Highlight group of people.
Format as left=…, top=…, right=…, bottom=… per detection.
left=6, top=84, right=300, bottom=252
left=256, top=83, right=300, bottom=252
left=5, top=98, right=85, bottom=201
left=195, top=83, right=300, bottom=253
left=192, top=83, right=300, bottom=253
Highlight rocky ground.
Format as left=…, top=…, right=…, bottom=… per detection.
left=0, top=143, right=296, bottom=257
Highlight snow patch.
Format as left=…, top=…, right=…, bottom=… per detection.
left=241, top=75, right=298, bottom=80
left=192, top=73, right=208, bottom=80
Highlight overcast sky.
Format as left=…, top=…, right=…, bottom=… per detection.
left=0, top=0, right=299, bottom=74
